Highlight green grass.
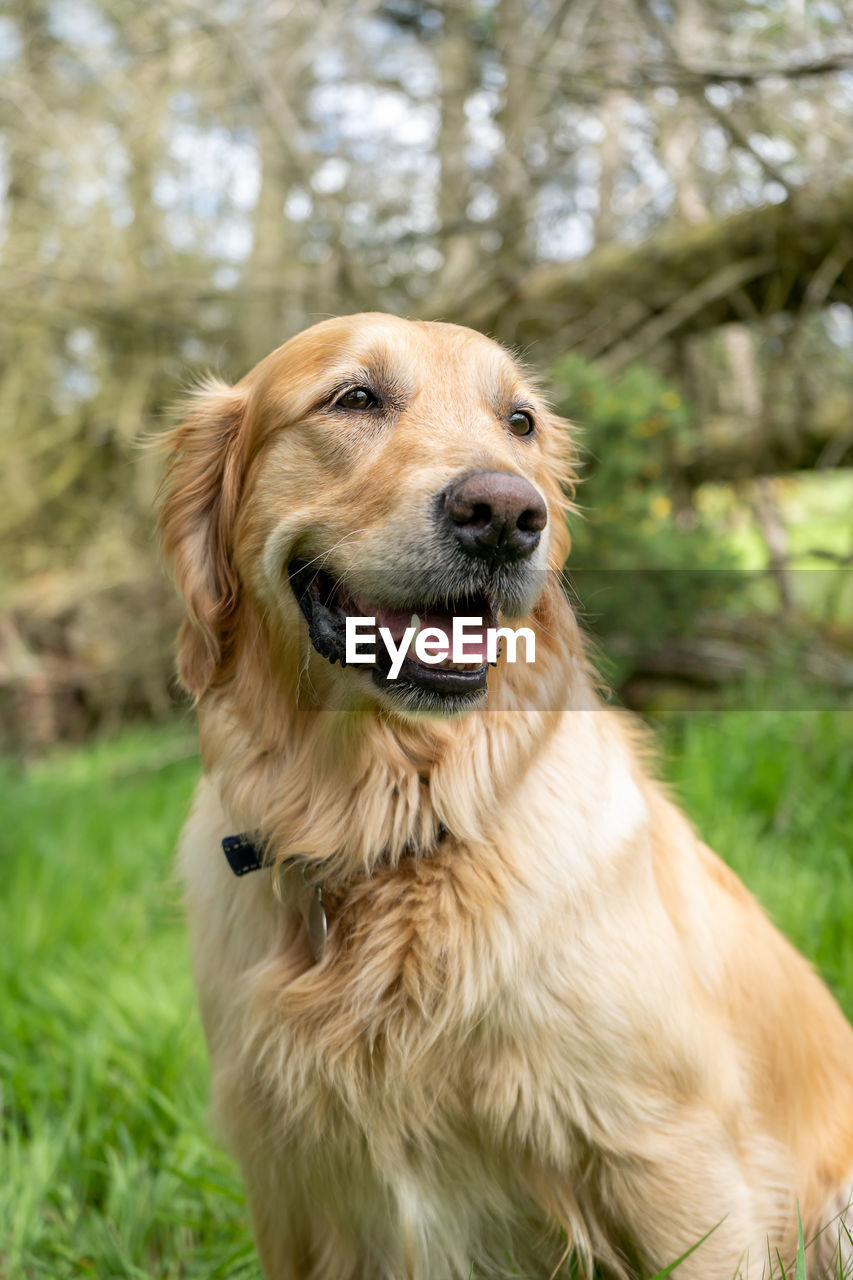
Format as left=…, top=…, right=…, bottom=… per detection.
left=0, top=727, right=261, bottom=1280
left=662, top=707, right=853, bottom=1012
left=1, top=709, right=851, bottom=1279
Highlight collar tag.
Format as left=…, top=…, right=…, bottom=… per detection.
left=221, top=833, right=266, bottom=876
left=221, top=833, right=327, bottom=963
left=303, top=882, right=327, bottom=963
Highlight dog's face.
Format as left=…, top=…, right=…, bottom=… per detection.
left=160, top=314, right=571, bottom=717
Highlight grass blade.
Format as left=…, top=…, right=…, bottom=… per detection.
left=795, top=1203, right=807, bottom=1280
left=647, top=1218, right=725, bottom=1279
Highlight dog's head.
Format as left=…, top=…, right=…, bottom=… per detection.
left=159, top=313, right=572, bottom=718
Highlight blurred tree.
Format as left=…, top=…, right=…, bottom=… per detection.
left=2, top=0, right=853, bottom=738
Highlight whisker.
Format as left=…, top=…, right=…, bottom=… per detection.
left=294, top=528, right=374, bottom=577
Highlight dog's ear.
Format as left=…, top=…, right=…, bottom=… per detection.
left=158, top=377, right=250, bottom=699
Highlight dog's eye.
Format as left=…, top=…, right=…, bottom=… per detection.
left=336, top=386, right=378, bottom=411
left=508, top=410, right=535, bottom=437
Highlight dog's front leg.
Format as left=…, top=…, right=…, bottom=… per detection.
left=247, top=1192, right=311, bottom=1280
left=238, top=1136, right=397, bottom=1280
left=593, top=1127, right=795, bottom=1280
left=245, top=1182, right=390, bottom=1280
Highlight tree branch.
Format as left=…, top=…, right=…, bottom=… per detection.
left=461, top=176, right=853, bottom=356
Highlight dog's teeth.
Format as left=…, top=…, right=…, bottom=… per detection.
left=408, top=614, right=421, bottom=656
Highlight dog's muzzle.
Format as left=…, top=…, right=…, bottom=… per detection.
left=287, top=469, right=548, bottom=712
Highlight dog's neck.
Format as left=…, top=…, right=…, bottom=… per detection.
left=197, top=582, right=596, bottom=887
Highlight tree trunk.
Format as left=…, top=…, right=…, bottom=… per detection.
left=428, top=3, right=480, bottom=315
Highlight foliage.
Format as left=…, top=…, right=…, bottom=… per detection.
left=553, top=353, right=698, bottom=559
left=3, top=0, right=853, bottom=577
left=2, top=710, right=852, bottom=1277
left=551, top=354, right=740, bottom=655
left=3, top=2, right=853, bottom=745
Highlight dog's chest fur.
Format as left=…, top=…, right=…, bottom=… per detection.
left=178, top=747, right=688, bottom=1277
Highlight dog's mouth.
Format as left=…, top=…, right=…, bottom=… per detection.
left=288, top=559, right=497, bottom=699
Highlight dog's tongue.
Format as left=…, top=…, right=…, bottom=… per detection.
left=349, top=598, right=489, bottom=663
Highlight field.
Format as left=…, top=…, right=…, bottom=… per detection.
left=2, top=708, right=852, bottom=1280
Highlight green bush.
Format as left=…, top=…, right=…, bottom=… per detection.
left=550, top=355, right=742, bottom=674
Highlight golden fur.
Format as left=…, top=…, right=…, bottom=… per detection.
left=159, top=313, right=853, bottom=1279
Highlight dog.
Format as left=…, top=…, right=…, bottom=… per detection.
left=159, top=313, right=853, bottom=1279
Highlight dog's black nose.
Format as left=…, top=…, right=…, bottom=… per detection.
left=443, top=470, right=547, bottom=562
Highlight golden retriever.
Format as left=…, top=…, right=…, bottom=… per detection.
left=159, top=313, right=853, bottom=1279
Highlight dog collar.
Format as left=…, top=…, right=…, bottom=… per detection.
left=222, top=823, right=449, bottom=966
left=221, top=832, right=267, bottom=876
